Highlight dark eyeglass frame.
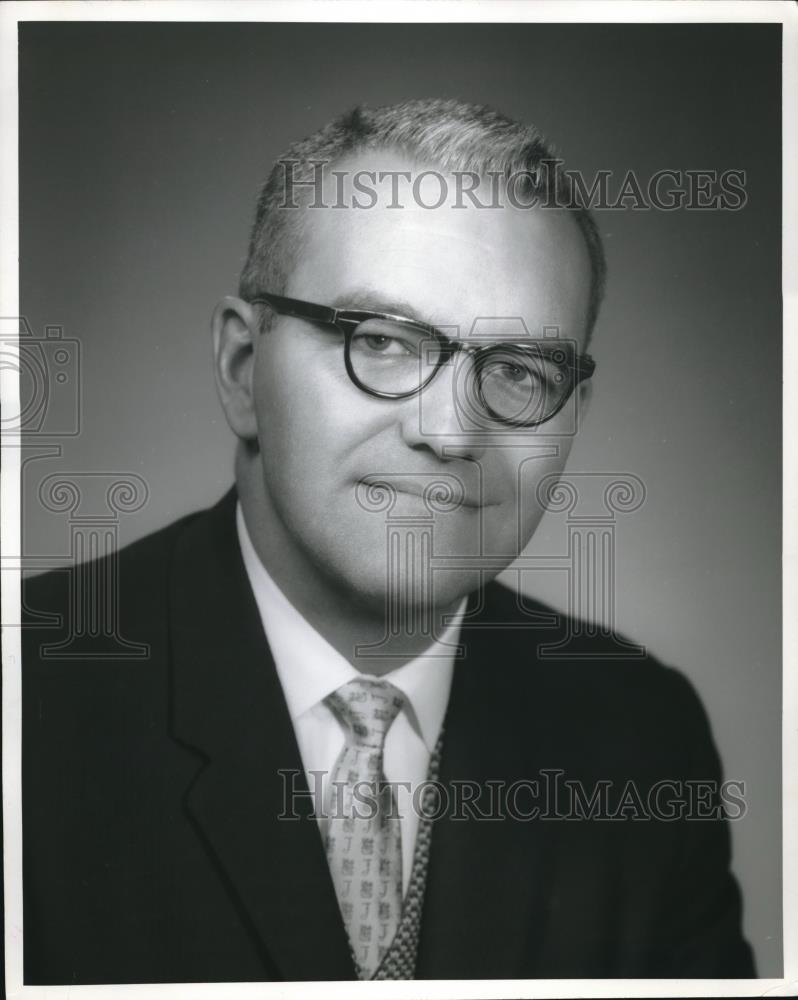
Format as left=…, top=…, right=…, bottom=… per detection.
left=248, top=290, right=596, bottom=427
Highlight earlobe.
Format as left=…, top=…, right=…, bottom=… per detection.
left=211, top=295, right=260, bottom=440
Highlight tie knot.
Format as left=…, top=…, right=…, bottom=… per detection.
left=325, top=678, right=405, bottom=749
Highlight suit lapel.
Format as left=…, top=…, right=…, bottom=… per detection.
left=415, top=594, right=560, bottom=979
left=169, top=489, right=355, bottom=981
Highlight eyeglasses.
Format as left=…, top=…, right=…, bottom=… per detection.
left=248, top=291, right=595, bottom=428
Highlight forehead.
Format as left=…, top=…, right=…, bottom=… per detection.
left=285, top=150, right=591, bottom=343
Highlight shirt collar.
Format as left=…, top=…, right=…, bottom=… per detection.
left=236, top=502, right=462, bottom=751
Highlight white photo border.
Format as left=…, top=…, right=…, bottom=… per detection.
left=2, top=2, right=795, bottom=998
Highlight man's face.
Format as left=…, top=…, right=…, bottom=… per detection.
left=249, top=152, right=592, bottom=611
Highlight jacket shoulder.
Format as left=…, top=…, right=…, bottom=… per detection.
left=23, top=505, right=203, bottom=618
left=475, top=580, right=717, bottom=762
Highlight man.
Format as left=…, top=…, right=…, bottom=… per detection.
left=22, top=99, right=755, bottom=982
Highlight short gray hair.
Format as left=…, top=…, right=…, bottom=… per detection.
left=239, top=98, right=606, bottom=340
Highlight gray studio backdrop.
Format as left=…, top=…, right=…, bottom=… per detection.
left=19, top=22, right=781, bottom=973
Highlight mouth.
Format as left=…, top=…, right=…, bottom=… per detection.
left=355, top=477, right=492, bottom=511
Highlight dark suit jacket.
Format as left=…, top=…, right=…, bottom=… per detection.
left=22, top=487, right=755, bottom=983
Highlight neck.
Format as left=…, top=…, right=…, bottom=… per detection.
left=235, top=446, right=466, bottom=676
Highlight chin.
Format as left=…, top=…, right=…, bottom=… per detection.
left=330, top=546, right=487, bottom=621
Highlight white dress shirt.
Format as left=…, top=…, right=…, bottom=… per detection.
left=236, top=503, right=464, bottom=895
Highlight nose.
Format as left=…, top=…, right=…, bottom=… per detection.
left=397, top=350, right=487, bottom=461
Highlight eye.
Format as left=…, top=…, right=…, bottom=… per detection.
left=493, top=361, right=532, bottom=383
left=358, top=333, right=413, bottom=355
left=350, top=318, right=427, bottom=359
left=480, top=357, right=542, bottom=389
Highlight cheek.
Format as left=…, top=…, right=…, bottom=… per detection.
left=252, top=340, right=330, bottom=500
left=251, top=333, right=380, bottom=498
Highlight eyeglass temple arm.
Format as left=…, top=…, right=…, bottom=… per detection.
left=249, top=292, right=338, bottom=326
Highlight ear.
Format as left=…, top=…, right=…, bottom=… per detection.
left=212, top=295, right=261, bottom=440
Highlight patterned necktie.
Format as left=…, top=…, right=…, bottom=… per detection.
left=324, top=677, right=405, bottom=979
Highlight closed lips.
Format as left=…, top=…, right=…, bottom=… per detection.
left=357, top=478, right=492, bottom=508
